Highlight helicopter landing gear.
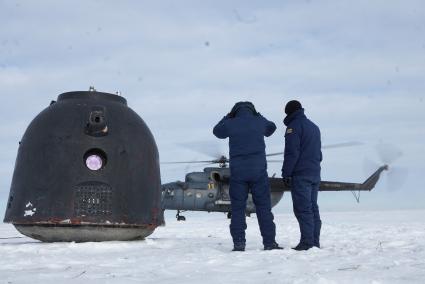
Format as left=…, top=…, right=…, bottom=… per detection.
left=176, top=210, right=186, bottom=221
left=227, top=212, right=232, bottom=219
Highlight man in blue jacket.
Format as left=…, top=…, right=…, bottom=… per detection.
left=281, top=100, right=322, bottom=251
left=213, top=101, right=282, bottom=251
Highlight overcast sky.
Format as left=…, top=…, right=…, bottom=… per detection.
left=1, top=0, right=424, bottom=214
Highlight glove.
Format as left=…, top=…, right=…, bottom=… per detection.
left=282, top=177, right=292, bottom=187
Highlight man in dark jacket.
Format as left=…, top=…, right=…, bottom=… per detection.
left=281, top=100, right=322, bottom=251
left=213, top=101, right=282, bottom=251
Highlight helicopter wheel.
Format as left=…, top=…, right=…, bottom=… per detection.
left=227, top=212, right=232, bottom=219
left=176, top=210, right=186, bottom=221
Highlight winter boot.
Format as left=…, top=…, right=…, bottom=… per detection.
left=292, top=243, right=313, bottom=251
left=264, top=242, right=283, bottom=250
left=232, top=242, right=246, bottom=252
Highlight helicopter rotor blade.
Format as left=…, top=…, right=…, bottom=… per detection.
left=266, top=141, right=363, bottom=157
left=265, top=152, right=284, bottom=157
left=161, top=160, right=218, bottom=164
left=266, top=160, right=284, bottom=163
left=165, top=161, right=216, bottom=173
left=184, top=162, right=217, bottom=172
left=169, top=140, right=363, bottom=164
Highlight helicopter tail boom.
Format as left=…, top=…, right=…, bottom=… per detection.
left=269, top=165, right=388, bottom=192
left=319, top=165, right=388, bottom=192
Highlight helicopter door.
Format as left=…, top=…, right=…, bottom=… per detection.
left=219, top=182, right=231, bottom=201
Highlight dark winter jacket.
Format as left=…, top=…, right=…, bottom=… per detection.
left=213, top=107, right=276, bottom=171
left=281, top=109, right=322, bottom=178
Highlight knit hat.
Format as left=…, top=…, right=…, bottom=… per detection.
left=285, top=100, right=302, bottom=115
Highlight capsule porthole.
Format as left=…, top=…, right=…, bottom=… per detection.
left=84, top=149, right=107, bottom=171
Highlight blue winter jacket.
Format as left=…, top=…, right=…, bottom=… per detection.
left=213, top=107, right=276, bottom=171
left=281, top=109, right=322, bottom=178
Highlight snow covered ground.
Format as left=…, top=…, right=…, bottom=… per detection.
left=1, top=210, right=424, bottom=284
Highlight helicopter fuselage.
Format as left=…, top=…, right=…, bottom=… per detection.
left=161, top=167, right=284, bottom=215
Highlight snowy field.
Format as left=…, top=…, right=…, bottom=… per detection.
left=1, top=210, right=424, bottom=284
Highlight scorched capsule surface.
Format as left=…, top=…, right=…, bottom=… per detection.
left=4, top=90, right=164, bottom=242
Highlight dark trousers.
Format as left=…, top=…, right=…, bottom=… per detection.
left=291, top=176, right=322, bottom=247
left=229, top=169, right=276, bottom=246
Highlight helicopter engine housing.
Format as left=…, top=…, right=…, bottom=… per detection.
left=210, top=170, right=231, bottom=183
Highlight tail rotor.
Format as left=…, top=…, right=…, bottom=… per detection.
left=363, top=142, right=408, bottom=192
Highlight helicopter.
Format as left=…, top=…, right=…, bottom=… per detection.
left=161, top=142, right=389, bottom=221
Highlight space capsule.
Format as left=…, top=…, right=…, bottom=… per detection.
left=3, top=90, right=164, bottom=242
